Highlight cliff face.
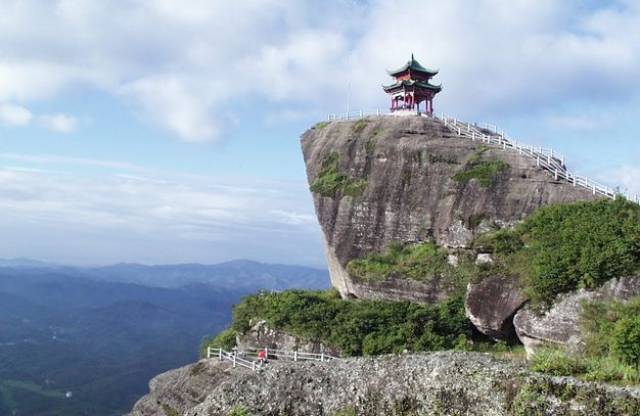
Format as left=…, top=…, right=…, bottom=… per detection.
left=301, top=116, right=597, bottom=301
left=130, top=352, right=640, bottom=416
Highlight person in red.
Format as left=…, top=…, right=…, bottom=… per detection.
left=257, top=348, right=267, bottom=367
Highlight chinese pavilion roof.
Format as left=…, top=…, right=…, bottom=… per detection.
left=387, top=54, right=439, bottom=77
left=382, top=79, right=442, bottom=93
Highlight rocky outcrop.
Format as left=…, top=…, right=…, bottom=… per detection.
left=301, top=116, right=598, bottom=301
left=465, top=276, right=528, bottom=341
left=236, top=320, right=340, bottom=356
left=514, top=276, right=640, bottom=356
left=130, top=351, right=640, bottom=416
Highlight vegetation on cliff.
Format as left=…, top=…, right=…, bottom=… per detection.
left=452, top=147, right=510, bottom=187
left=345, top=241, right=451, bottom=282
left=529, top=296, right=640, bottom=384
left=310, top=152, right=367, bottom=198
left=475, top=198, right=640, bottom=304
left=205, top=289, right=473, bottom=357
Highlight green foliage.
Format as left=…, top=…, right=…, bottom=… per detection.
left=530, top=297, right=640, bottom=385
left=314, top=121, right=330, bottom=130
left=474, top=198, right=640, bottom=304
left=228, top=405, right=249, bottom=416
left=334, top=406, right=357, bottom=416
left=365, top=127, right=382, bottom=154
left=428, top=154, right=458, bottom=165
left=162, top=404, right=180, bottom=416
left=200, top=327, right=237, bottom=357
left=473, top=229, right=523, bottom=255
left=452, top=149, right=509, bottom=187
left=346, top=241, right=451, bottom=283
left=530, top=348, right=587, bottom=376
left=352, top=118, right=369, bottom=134
left=310, top=152, right=368, bottom=198
left=612, top=317, right=640, bottom=372
left=219, top=289, right=472, bottom=357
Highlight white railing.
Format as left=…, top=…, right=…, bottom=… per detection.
left=209, top=347, right=260, bottom=371
left=327, top=109, right=383, bottom=120
left=206, top=346, right=339, bottom=372
left=438, top=114, right=640, bottom=204
left=321, top=109, right=638, bottom=204
left=241, top=347, right=338, bottom=362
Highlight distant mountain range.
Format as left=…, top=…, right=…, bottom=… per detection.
left=0, top=259, right=329, bottom=416
left=0, top=258, right=329, bottom=290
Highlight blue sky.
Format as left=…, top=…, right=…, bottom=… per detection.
left=1, top=0, right=639, bottom=266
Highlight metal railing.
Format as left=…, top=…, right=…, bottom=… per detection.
left=241, top=347, right=338, bottom=362
left=321, top=109, right=638, bottom=204
left=206, top=347, right=339, bottom=372
left=438, top=114, right=640, bottom=204
left=208, top=347, right=260, bottom=371
left=327, top=109, right=382, bottom=120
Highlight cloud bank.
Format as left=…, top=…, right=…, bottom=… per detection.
left=1, top=0, right=639, bottom=141
left=0, top=157, right=322, bottom=265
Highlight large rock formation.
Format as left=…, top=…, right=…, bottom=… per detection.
left=130, top=351, right=640, bottom=416
left=236, top=320, right=340, bottom=357
left=301, top=116, right=597, bottom=301
left=514, top=276, right=640, bottom=356
left=465, top=276, right=528, bottom=342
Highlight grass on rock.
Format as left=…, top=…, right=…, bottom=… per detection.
left=346, top=241, right=450, bottom=282
left=310, top=152, right=368, bottom=198
left=452, top=147, right=509, bottom=187
left=474, top=198, right=640, bottom=305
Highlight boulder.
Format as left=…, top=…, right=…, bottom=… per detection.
left=236, top=320, right=340, bottom=356
left=465, top=276, right=528, bottom=341
left=301, top=115, right=599, bottom=301
left=514, top=276, right=640, bottom=357
left=130, top=351, right=640, bottom=416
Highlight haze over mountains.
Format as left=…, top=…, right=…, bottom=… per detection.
left=0, top=259, right=329, bottom=416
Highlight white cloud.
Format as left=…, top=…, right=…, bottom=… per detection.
left=0, top=153, right=144, bottom=171
left=0, top=164, right=322, bottom=265
left=1, top=1, right=640, bottom=140
left=38, top=113, right=78, bottom=133
left=0, top=103, right=32, bottom=126
left=121, top=76, right=218, bottom=142
left=607, top=165, right=640, bottom=196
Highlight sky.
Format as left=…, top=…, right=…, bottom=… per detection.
left=1, top=0, right=639, bottom=267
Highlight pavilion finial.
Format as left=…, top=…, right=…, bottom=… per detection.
left=411, top=53, right=414, bottom=62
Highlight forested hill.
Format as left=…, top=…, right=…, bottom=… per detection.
left=0, top=261, right=329, bottom=416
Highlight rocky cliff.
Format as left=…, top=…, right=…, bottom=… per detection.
left=301, top=116, right=597, bottom=301
left=130, top=351, right=640, bottom=416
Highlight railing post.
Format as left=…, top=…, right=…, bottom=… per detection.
left=536, top=155, right=540, bottom=167
left=252, top=361, right=256, bottom=371
left=320, top=352, right=325, bottom=362
left=294, top=351, right=298, bottom=362
left=376, top=108, right=380, bottom=116
left=359, top=110, right=363, bottom=118
left=554, top=169, right=558, bottom=180
left=219, top=348, right=223, bottom=361
left=233, top=351, right=237, bottom=368
left=265, top=347, right=268, bottom=360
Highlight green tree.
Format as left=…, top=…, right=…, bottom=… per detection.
left=612, top=316, right=640, bottom=374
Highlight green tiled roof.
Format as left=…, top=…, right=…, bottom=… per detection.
left=387, top=54, right=439, bottom=77
left=382, top=79, right=442, bottom=93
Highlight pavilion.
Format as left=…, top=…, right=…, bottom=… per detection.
left=383, top=54, right=442, bottom=115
